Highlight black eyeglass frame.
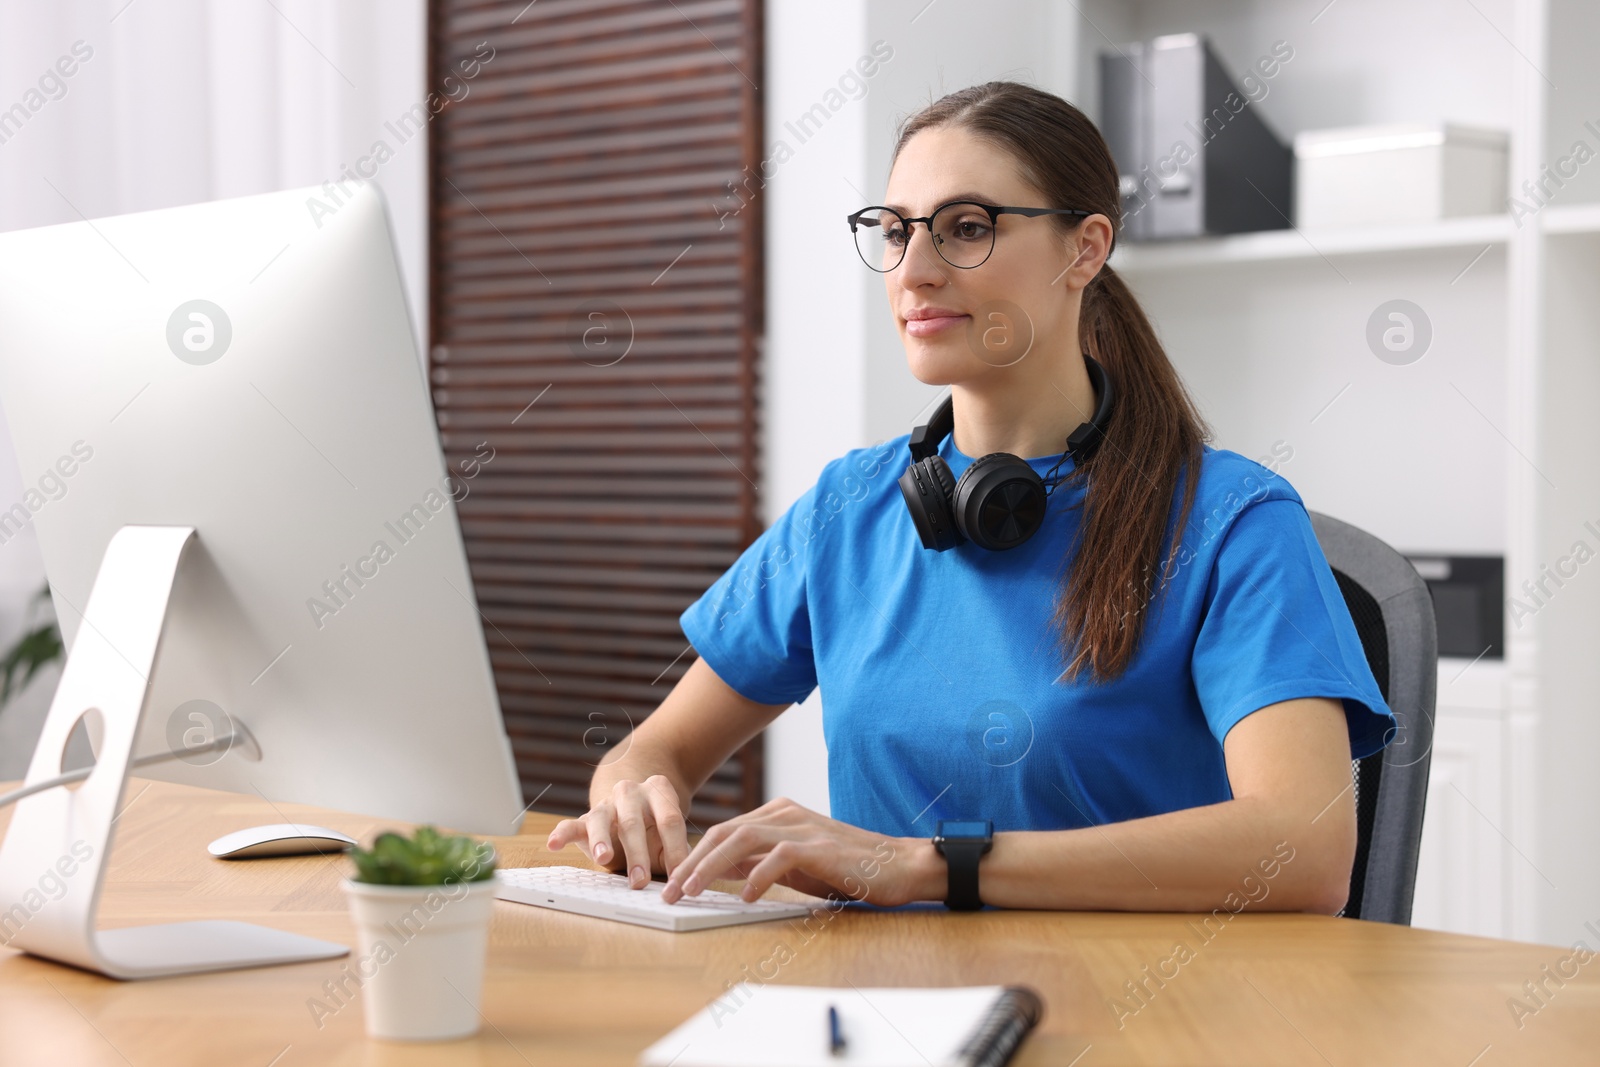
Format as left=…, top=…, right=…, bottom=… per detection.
left=845, top=200, right=1096, bottom=272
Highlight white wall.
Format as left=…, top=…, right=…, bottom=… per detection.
left=0, top=0, right=427, bottom=776
left=759, top=0, right=867, bottom=813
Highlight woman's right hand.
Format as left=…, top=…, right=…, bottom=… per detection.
left=545, top=775, right=693, bottom=889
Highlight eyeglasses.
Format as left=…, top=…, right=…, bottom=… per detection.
left=845, top=201, right=1094, bottom=272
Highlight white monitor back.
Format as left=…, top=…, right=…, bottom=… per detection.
left=0, top=184, right=524, bottom=835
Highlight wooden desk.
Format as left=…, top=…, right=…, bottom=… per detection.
left=1, top=780, right=1596, bottom=1065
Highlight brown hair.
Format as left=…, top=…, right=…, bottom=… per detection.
left=892, top=81, right=1210, bottom=683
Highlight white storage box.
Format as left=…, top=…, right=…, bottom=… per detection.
left=1294, top=122, right=1508, bottom=229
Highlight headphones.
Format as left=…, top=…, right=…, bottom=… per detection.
left=897, top=352, right=1115, bottom=552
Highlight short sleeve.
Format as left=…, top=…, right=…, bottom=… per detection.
left=1191, top=498, right=1396, bottom=759
left=677, top=478, right=822, bottom=707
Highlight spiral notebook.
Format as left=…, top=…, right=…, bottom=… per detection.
left=638, top=983, right=1043, bottom=1067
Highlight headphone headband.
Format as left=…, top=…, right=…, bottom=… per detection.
left=907, top=398, right=954, bottom=462
left=908, top=352, right=1114, bottom=466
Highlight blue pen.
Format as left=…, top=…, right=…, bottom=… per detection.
left=828, top=1003, right=846, bottom=1057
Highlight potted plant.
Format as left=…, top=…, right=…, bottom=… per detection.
left=0, top=583, right=62, bottom=708
left=342, top=825, right=499, bottom=1041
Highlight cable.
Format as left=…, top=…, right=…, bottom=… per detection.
left=0, top=730, right=255, bottom=810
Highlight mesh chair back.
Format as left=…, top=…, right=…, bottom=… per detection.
left=1309, top=511, right=1437, bottom=924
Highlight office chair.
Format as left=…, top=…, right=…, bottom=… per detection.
left=1309, top=511, right=1438, bottom=925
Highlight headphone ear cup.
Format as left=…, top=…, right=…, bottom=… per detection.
left=952, top=454, right=1047, bottom=551
left=898, top=457, right=963, bottom=551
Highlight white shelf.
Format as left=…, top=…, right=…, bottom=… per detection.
left=1543, top=200, right=1600, bottom=236
left=1110, top=214, right=1511, bottom=273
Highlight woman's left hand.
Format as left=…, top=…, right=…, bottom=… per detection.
left=660, top=797, right=934, bottom=906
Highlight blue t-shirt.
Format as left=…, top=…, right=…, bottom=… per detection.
left=678, top=432, right=1395, bottom=838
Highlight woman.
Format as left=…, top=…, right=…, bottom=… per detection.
left=547, top=81, right=1394, bottom=913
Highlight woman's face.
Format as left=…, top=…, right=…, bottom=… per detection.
left=880, top=125, right=1092, bottom=388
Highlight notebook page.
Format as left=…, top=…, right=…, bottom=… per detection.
left=638, top=983, right=1008, bottom=1067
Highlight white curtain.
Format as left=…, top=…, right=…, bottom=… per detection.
left=0, top=0, right=427, bottom=774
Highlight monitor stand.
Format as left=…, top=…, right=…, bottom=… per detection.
left=0, top=525, right=349, bottom=979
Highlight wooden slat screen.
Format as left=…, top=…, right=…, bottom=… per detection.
left=428, top=0, right=765, bottom=824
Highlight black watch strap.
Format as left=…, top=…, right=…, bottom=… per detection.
left=942, top=840, right=987, bottom=910
left=935, top=820, right=993, bottom=911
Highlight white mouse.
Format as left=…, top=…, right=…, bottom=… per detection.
left=207, top=823, right=358, bottom=860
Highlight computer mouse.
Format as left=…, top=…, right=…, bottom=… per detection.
left=207, top=823, right=358, bottom=859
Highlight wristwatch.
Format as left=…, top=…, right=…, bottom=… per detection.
left=933, top=819, right=994, bottom=911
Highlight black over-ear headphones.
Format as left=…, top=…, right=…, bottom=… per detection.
left=897, top=352, right=1114, bottom=552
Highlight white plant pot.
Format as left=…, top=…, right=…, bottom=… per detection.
left=341, top=876, right=498, bottom=1041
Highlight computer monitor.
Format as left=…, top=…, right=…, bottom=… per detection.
left=0, top=183, right=525, bottom=977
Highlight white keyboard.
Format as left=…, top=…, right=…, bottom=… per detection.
left=495, top=865, right=817, bottom=932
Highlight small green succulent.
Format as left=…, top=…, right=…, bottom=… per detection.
left=349, top=825, right=497, bottom=886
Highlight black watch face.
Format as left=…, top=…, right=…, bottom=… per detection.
left=937, top=820, right=991, bottom=839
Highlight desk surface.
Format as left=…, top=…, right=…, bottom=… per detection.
left=1, top=780, right=1596, bottom=1066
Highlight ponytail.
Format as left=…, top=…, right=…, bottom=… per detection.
left=1057, top=262, right=1206, bottom=681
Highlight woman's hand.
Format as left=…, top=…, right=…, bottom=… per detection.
left=545, top=775, right=691, bottom=889
left=660, top=797, right=935, bottom=906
